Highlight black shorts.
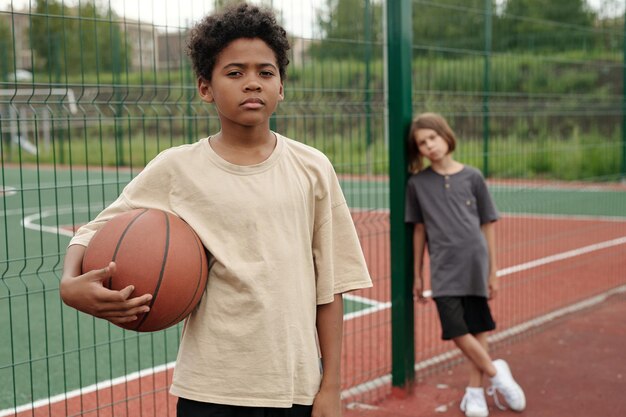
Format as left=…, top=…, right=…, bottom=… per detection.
left=177, top=398, right=313, bottom=417
left=433, top=296, right=496, bottom=340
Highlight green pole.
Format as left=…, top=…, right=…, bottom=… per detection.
left=622, top=7, right=626, bottom=179
left=53, top=34, right=64, bottom=164
left=1, top=41, right=7, bottom=82
left=268, top=0, right=277, bottom=134
left=112, top=28, right=124, bottom=166
left=270, top=114, right=277, bottom=132
left=482, top=0, right=492, bottom=177
left=365, top=0, right=372, bottom=174
left=1, top=42, right=7, bottom=159
left=386, top=0, right=414, bottom=390
left=184, top=60, right=195, bottom=144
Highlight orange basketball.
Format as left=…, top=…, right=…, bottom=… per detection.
left=82, top=208, right=208, bottom=332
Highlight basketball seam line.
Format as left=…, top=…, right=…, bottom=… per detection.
left=161, top=230, right=207, bottom=329
left=134, top=210, right=170, bottom=331
left=109, top=208, right=148, bottom=290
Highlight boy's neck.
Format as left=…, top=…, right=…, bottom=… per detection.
left=209, top=128, right=277, bottom=166
left=430, top=156, right=463, bottom=175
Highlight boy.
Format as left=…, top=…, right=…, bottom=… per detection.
left=60, top=4, right=372, bottom=417
left=406, top=113, right=526, bottom=416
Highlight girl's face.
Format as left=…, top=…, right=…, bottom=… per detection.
left=414, top=128, right=450, bottom=162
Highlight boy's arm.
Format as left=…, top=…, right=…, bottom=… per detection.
left=481, top=221, right=498, bottom=299
left=60, top=244, right=152, bottom=324
left=313, top=293, right=344, bottom=417
left=413, top=223, right=427, bottom=303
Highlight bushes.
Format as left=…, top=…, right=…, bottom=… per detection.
left=4, top=50, right=623, bottom=182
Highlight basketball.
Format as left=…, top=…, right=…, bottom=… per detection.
left=82, top=208, right=208, bottom=332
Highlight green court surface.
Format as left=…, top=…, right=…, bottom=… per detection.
left=1, top=166, right=625, bottom=411
left=341, top=178, right=626, bottom=218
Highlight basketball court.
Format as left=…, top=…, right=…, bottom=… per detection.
left=343, top=288, right=626, bottom=417
left=1, top=166, right=625, bottom=416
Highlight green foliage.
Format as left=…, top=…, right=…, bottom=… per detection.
left=409, top=52, right=618, bottom=96
left=412, top=0, right=495, bottom=51
left=498, top=0, right=596, bottom=51
left=3, top=0, right=623, bottom=183
left=286, top=58, right=384, bottom=93
left=7, top=43, right=622, bottom=182
left=309, top=0, right=383, bottom=60
left=0, top=16, right=15, bottom=79
left=454, top=130, right=622, bottom=181
left=10, top=124, right=621, bottom=181
left=29, top=0, right=131, bottom=79
left=315, top=0, right=601, bottom=58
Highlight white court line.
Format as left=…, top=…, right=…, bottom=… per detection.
left=0, top=297, right=383, bottom=417
left=0, top=186, right=17, bottom=197
left=497, top=236, right=626, bottom=277
left=16, top=205, right=626, bottom=239
left=20, top=205, right=105, bottom=237
left=2, top=205, right=90, bottom=217
left=0, top=363, right=176, bottom=417
left=349, top=207, right=626, bottom=223
left=341, top=284, right=626, bottom=402
left=344, top=294, right=391, bottom=321
left=501, top=212, right=626, bottom=223
left=22, top=209, right=75, bottom=237
left=6, top=282, right=622, bottom=415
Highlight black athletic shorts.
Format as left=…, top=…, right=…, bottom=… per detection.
left=177, top=398, right=313, bottom=417
left=433, top=296, right=496, bottom=340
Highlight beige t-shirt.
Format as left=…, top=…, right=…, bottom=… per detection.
left=70, top=133, right=372, bottom=407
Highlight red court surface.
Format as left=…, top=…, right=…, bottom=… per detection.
left=344, top=290, right=626, bottom=417
left=4, top=210, right=624, bottom=417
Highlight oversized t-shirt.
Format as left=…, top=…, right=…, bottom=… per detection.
left=404, top=166, right=499, bottom=298
left=69, top=133, right=372, bottom=407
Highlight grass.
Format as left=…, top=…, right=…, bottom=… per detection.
left=4, top=127, right=622, bottom=182
left=2, top=49, right=624, bottom=182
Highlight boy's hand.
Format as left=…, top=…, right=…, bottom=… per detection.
left=488, top=272, right=499, bottom=299
left=60, top=262, right=152, bottom=325
left=413, top=274, right=427, bottom=304
left=312, top=385, right=342, bottom=417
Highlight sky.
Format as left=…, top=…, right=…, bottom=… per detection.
left=106, top=0, right=325, bottom=37
left=0, top=0, right=326, bottom=38
left=0, top=0, right=623, bottom=38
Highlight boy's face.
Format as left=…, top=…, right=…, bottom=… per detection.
left=198, top=38, right=284, bottom=129
left=415, top=128, right=450, bottom=162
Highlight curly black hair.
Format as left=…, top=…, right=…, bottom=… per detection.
left=186, top=3, right=290, bottom=81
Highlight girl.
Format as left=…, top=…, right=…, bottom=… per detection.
left=404, top=113, right=525, bottom=417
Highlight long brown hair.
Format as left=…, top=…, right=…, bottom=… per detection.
left=407, top=112, right=457, bottom=174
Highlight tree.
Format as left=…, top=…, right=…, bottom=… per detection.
left=592, top=0, right=624, bottom=51
left=498, top=0, right=596, bottom=51
left=29, top=0, right=130, bottom=77
left=29, top=0, right=69, bottom=79
left=0, top=16, right=16, bottom=80
left=310, top=0, right=383, bottom=60
left=75, top=1, right=129, bottom=76
left=412, top=0, right=497, bottom=52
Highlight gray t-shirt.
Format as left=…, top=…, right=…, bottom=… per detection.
left=405, top=166, right=499, bottom=297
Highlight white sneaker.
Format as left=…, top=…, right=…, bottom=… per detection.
left=460, top=387, right=489, bottom=417
left=488, top=359, right=526, bottom=412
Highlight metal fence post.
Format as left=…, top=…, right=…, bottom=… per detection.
left=386, top=0, right=414, bottom=390
left=112, top=28, right=125, bottom=166
left=622, top=7, right=626, bottom=180
left=483, top=0, right=492, bottom=177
